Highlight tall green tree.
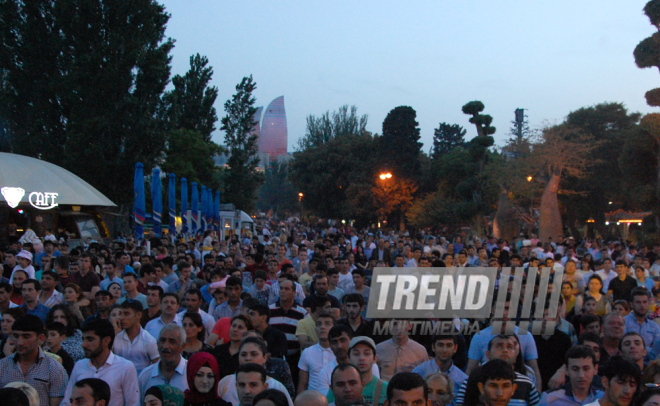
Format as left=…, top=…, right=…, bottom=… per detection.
left=162, top=54, right=218, bottom=142
left=562, top=103, right=640, bottom=234
left=0, top=0, right=174, bottom=204
left=460, top=101, right=496, bottom=233
left=431, top=123, right=466, bottom=159
left=221, top=75, right=263, bottom=212
left=379, top=106, right=423, bottom=180
left=161, top=129, right=223, bottom=188
left=634, top=0, right=660, bottom=230
left=257, top=162, right=299, bottom=216
left=289, top=132, right=378, bottom=225
left=161, top=54, right=222, bottom=188
left=297, top=105, right=368, bottom=151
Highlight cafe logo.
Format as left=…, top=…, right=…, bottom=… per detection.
left=1, top=187, right=59, bottom=210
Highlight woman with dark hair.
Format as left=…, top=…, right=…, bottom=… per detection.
left=354, top=243, right=368, bottom=270
left=183, top=352, right=231, bottom=406
left=182, top=312, right=213, bottom=360
left=63, top=282, right=88, bottom=323
left=46, top=304, right=84, bottom=361
left=575, top=275, right=611, bottom=317
left=107, top=282, right=122, bottom=302
left=211, top=315, right=253, bottom=379
left=253, top=389, right=289, bottom=406
left=144, top=385, right=184, bottom=406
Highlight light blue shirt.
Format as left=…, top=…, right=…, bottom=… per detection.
left=625, top=312, right=660, bottom=356
left=467, top=324, right=539, bottom=363
left=138, top=357, right=188, bottom=401
left=411, top=360, right=467, bottom=393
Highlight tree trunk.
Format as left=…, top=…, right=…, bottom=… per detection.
left=493, top=190, right=518, bottom=241
left=539, top=173, right=563, bottom=242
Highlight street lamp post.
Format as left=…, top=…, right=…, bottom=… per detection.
left=379, top=172, right=392, bottom=180
left=527, top=176, right=534, bottom=233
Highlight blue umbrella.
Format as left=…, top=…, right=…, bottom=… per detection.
left=133, top=163, right=146, bottom=241
left=214, top=190, right=220, bottom=231
left=181, top=178, right=188, bottom=234
left=151, top=168, right=163, bottom=237
left=168, top=173, right=176, bottom=235
left=207, top=188, right=213, bottom=230
left=191, top=182, right=199, bottom=234
left=200, top=185, right=207, bottom=231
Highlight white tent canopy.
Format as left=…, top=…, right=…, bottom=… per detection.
left=0, top=152, right=116, bottom=207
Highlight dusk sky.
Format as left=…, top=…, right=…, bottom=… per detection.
left=159, top=1, right=658, bottom=153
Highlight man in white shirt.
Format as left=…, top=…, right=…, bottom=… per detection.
left=138, top=324, right=189, bottom=400
left=62, top=319, right=140, bottom=406
left=174, top=288, right=215, bottom=334
left=298, top=313, right=336, bottom=393
left=145, top=293, right=180, bottom=339
left=596, top=258, right=618, bottom=292
left=113, top=301, right=159, bottom=374
left=376, top=319, right=429, bottom=382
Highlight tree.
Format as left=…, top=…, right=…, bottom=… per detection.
left=634, top=0, right=660, bottom=229
left=528, top=126, right=597, bottom=242
left=289, top=132, right=379, bottom=224
left=0, top=0, right=174, bottom=204
left=221, top=75, right=263, bottom=212
left=431, top=123, right=466, bottom=159
left=459, top=101, right=496, bottom=233
left=162, top=54, right=219, bottom=143
left=379, top=106, right=423, bottom=180
left=372, top=177, right=417, bottom=230
left=257, top=162, right=299, bottom=216
left=562, top=103, right=640, bottom=234
left=161, top=54, right=223, bottom=189
left=462, top=101, right=496, bottom=138
left=160, top=129, right=223, bottom=188
left=297, top=105, right=368, bottom=151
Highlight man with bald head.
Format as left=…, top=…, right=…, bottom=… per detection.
left=294, top=390, right=329, bottom=406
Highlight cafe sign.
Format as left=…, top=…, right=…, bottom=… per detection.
left=1, top=187, right=59, bottom=210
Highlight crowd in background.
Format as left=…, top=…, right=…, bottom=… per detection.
left=0, top=223, right=659, bottom=406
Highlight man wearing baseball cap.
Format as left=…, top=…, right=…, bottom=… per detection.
left=10, top=249, right=35, bottom=282
left=327, top=336, right=388, bottom=406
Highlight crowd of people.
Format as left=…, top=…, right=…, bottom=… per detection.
left=0, top=224, right=659, bottom=406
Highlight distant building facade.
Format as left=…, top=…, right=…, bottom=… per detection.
left=259, top=96, right=288, bottom=160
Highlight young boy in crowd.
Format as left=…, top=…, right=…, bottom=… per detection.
left=248, top=270, right=271, bottom=305
left=45, top=321, right=75, bottom=375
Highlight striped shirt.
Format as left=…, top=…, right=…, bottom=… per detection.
left=269, top=302, right=308, bottom=353
left=454, top=371, right=540, bottom=406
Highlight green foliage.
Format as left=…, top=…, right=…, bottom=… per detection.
left=289, top=132, right=378, bottom=224
left=561, top=103, right=640, bottom=224
left=161, top=129, right=223, bottom=189
left=379, top=106, right=423, bottom=181
left=462, top=101, right=496, bottom=137
left=257, top=162, right=300, bottom=216
left=431, top=123, right=466, bottom=159
left=162, top=54, right=219, bottom=143
left=645, top=0, right=660, bottom=26
left=407, top=190, right=459, bottom=228
left=0, top=0, right=174, bottom=205
left=297, top=105, right=368, bottom=151
left=221, top=75, right=263, bottom=212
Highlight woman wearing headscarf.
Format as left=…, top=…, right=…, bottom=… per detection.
left=184, top=352, right=231, bottom=406
left=144, top=385, right=184, bottom=406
